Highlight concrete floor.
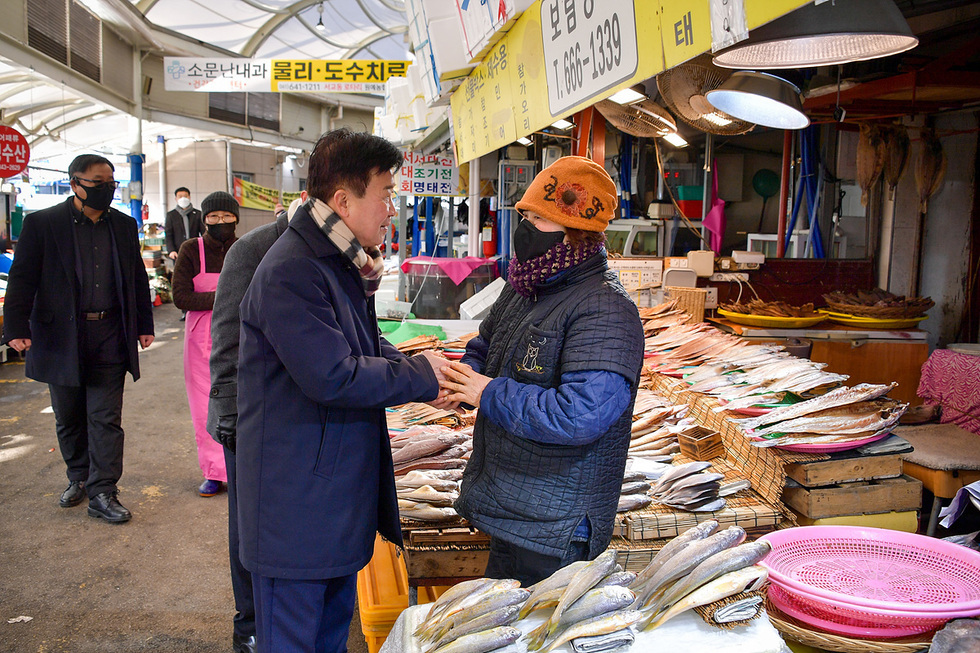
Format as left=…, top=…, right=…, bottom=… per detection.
left=0, top=301, right=370, bottom=653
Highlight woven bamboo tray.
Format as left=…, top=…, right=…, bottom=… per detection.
left=765, top=597, right=933, bottom=653
left=619, top=456, right=782, bottom=540
left=824, top=298, right=933, bottom=319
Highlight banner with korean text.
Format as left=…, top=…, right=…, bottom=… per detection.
left=164, top=58, right=410, bottom=93
left=397, top=151, right=464, bottom=197
left=233, top=178, right=302, bottom=211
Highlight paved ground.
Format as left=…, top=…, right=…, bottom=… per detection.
left=0, top=301, right=370, bottom=653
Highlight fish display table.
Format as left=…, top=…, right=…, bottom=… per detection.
left=709, top=319, right=929, bottom=406
left=378, top=603, right=790, bottom=653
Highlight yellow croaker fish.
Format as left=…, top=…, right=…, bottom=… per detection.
left=639, top=565, right=769, bottom=631
left=629, top=520, right=718, bottom=592
left=540, top=610, right=644, bottom=653
left=526, top=550, right=618, bottom=650
left=415, top=579, right=520, bottom=638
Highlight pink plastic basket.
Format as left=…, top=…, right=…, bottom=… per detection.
left=767, top=583, right=949, bottom=639
left=759, top=526, right=980, bottom=612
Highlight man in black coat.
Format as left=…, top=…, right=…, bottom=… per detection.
left=1, top=154, right=155, bottom=523
left=164, top=186, right=203, bottom=260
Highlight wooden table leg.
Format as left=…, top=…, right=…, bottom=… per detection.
left=926, top=494, right=943, bottom=537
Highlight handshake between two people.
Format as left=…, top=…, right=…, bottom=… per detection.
left=415, top=350, right=492, bottom=411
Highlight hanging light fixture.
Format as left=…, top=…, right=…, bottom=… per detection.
left=607, top=85, right=647, bottom=105
left=706, top=72, right=809, bottom=130
left=315, top=2, right=325, bottom=32
left=712, top=0, right=918, bottom=69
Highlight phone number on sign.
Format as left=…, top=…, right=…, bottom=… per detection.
left=542, top=0, right=638, bottom=116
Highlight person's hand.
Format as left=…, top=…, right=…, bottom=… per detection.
left=8, top=338, right=31, bottom=352
left=426, top=394, right=461, bottom=411
left=274, top=202, right=285, bottom=214
left=441, top=361, right=492, bottom=408
left=138, top=335, right=155, bottom=349
left=168, top=251, right=178, bottom=260
left=418, top=349, right=450, bottom=384
left=215, top=414, right=237, bottom=452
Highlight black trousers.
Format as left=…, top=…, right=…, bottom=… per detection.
left=48, top=363, right=127, bottom=498
left=484, top=536, right=590, bottom=586
left=225, top=446, right=256, bottom=641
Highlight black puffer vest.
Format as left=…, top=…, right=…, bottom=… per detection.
left=454, top=251, right=645, bottom=558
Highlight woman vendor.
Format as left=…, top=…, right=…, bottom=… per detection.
left=441, top=156, right=645, bottom=585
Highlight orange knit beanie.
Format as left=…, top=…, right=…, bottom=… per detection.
left=515, top=156, right=618, bottom=232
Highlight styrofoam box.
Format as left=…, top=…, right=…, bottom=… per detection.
left=460, top=277, right=506, bottom=320
left=606, top=257, right=664, bottom=292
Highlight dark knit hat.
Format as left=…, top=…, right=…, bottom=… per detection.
left=201, top=191, right=240, bottom=222
left=515, top=156, right=618, bottom=232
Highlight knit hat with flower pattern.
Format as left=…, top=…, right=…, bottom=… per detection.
left=515, top=156, right=618, bottom=232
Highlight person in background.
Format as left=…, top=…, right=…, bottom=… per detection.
left=1, top=153, right=155, bottom=523
left=206, top=191, right=305, bottom=653
left=172, top=191, right=238, bottom=498
left=165, top=187, right=203, bottom=261
left=441, top=156, right=645, bottom=586
left=236, top=129, right=454, bottom=653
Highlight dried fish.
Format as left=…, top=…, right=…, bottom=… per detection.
left=638, top=566, right=769, bottom=631
left=521, top=561, right=590, bottom=618
left=650, top=461, right=713, bottom=495
left=429, top=626, right=522, bottom=653
left=397, top=485, right=458, bottom=507
left=617, top=494, right=653, bottom=513
left=632, top=526, right=746, bottom=609
left=540, top=610, right=644, bottom=653
left=750, top=399, right=907, bottom=437
left=882, top=124, right=911, bottom=192
left=399, top=502, right=459, bottom=522
left=530, top=550, right=619, bottom=649
left=425, top=588, right=530, bottom=642
left=630, top=520, right=719, bottom=592
left=643, top=541, right=771, bottom=618
left=422, top=605, right=521, bottom=653
left=525, top=586, right=635, bottom=649
left=734, top=382, right=897, bottom=431
left=857, top=123, right=885, bottom=206
left=915, top=128, right=946, bottom=212
left=595, top=570, right=637, bottom=589
left=392, top=433, right=469, bottom=464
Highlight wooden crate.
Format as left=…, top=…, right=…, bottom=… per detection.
left=784, top=453, right=904, bottom=487
left=402, top=545, right=488, bottom=581
left=782, top=475, right=922, bottom=519
left=677, top=426, right=725, bottom=461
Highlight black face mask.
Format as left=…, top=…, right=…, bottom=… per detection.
left=207, top=223, right=237, bottom=241
left=78, top=183, right=115, bottom=213
left=513, top=219, right=565, bottom=262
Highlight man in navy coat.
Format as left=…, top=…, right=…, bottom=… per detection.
left=2, top=154, right=154, bottom=523
left=236, top=129, right=452, bottom=652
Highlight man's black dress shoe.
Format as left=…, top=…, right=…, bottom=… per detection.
left=59, top=481, right=86, bottom=508
left=88, top=491, right=132, bottom=523
left=233, top=634, right=257, bottom=653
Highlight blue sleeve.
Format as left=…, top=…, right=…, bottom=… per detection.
left=480, top=370, right=632, bottom=445
left=379, top=336, right=406, bottom=361
left=460, top=334, right=489, bottom=374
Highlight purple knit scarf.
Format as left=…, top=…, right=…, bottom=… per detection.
left=507, top=238, right=605, bottom=298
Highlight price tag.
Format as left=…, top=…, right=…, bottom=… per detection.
left=540, top=0, right=638, bottom=117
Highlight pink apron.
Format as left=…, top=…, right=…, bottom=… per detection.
left=183, top=237, right=227, bottom=482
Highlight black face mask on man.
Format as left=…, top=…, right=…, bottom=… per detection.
left=513, top=219, right=565, bottom=262
left=77, top=182, right=115, bottom=213
left=207, top=224, right=237, bottom=241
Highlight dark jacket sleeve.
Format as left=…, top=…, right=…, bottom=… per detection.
left=172, top=237, right=215, bottom=311
left=246, top=256, right=440, bottom=408
left=189, top=209, right=204, bottom=238
left=164, top=209, right=178, bottom=254
left=0, top=212, right=43, bottom=343
left=379, top=336, right=407, bottom=361
left=128, top=216, right=154, bottom=337
left=207, top=235, right=265, bottom=434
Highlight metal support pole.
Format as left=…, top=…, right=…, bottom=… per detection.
left=468, top=157, right=481, bottom=258
left=398, top=195, right=408, bottom=300
left=157, top=135, right=167, bottom=230
left=776, top=130, right=792, bottom=258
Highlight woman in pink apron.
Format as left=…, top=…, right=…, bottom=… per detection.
left=172, top=192, right=239, bottom=497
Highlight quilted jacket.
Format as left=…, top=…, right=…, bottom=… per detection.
left=454, top=251, right=644, bottom=558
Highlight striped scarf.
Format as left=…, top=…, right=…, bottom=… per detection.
left=307, top=198, right=384, bottom=297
